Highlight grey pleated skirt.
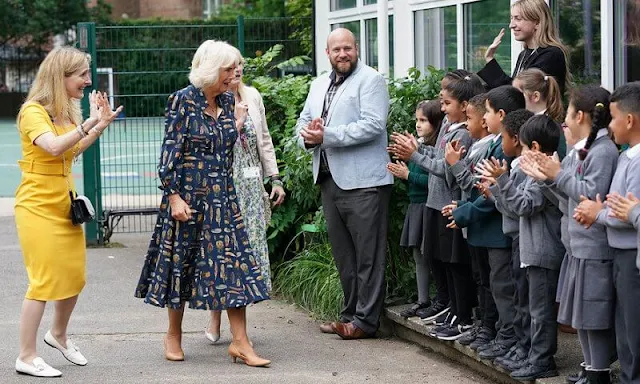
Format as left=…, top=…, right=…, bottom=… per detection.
left=557, top=253, right=615, bottom=330
left=400, top=203, right=427, bottom=248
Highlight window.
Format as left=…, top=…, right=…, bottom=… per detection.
left=464, top=0, right=511, bottom=72
left=552, top=0, right=601, bottom=84
left=332, top=21, right=361, bottom=47
left=331, top=0, right=357, bottom=11
left=414, top=6, right=458, bottom=72
left=615, top=0, right=640, bottom=84
left=364, top=0, right=377, bottom=4
left=364, top=16, right=394, bottom=73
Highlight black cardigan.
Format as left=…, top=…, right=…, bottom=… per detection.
left=477, top=45, right=567, bottom=95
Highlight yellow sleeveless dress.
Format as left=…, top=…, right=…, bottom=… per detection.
left=15, top=103, right=86, bottom=301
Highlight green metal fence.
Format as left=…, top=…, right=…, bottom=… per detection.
left=76, top=17, right=312, bottom=244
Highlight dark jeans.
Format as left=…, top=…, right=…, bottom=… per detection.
left=488, top=247, right=517, bottom=343
left=320, top=176, right=391, bottom=334
left=470, top=245, right=498, bottom=330
left=613, top=248, right=640, bottom=384
left=512, top=237, right=531, bottom=351
left=527, top=265, right=560, bottom=367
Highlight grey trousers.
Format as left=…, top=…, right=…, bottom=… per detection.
left=613, top=249, right=640, bottom=384
left=321, top=177, right=391, bottom=335
left=512, top=237, right=531, bottom=351
left=488, top=247, right=517, bottom=343
left=527, top=265, right=560, bottom=367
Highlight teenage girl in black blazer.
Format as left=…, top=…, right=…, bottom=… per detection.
left=477, top=0, right=570, bottom=96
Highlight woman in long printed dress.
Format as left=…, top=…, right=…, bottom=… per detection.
left=205, top=48, right=286, bottom=344
left=134, top=40, right=271, bottom=367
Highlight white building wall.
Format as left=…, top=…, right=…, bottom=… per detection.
left=315, top=0, right=615, bottom=86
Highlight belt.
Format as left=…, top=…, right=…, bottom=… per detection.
left=18, top=160, right=69, bottom=176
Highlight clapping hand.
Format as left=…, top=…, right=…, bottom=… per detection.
left=519, top=152, right=548, bottom=181
left=536, top=152, right=562, bottom=180
left=475, top=181, right=493, bottom=199
left=573, top=194, right=604, bottom=229
left=475, top=157, right=508, bottom=185
left=445, top=140, right=465, bottom=166
left=606, top=192, right=640, bottom=223
left=387, top=160, right=410, bottom=180
left=388, top=132, right=418, bottom=162
left=300, top=118, right=325, bottom=146
left=441, top=201, right=458, bottom=218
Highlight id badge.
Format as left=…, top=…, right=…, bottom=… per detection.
left=243, top=166, right=261, bottom=179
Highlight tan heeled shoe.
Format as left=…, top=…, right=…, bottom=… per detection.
left=163, top=336, right=185, bottom=361
left=228, top=343, right=270, bottom=367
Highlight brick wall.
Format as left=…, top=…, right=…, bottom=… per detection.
left=88, top=0, right=205, bottom=20
left=140, top=0, right=203, bottom=19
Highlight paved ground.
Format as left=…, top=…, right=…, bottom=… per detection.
left=0, top=215, right=491, bottom=384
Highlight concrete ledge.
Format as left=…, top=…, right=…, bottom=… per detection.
left=385, top=304, right=619, bottom=384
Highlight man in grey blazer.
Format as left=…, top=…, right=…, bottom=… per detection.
left=295, top=28, right=392, bottom=339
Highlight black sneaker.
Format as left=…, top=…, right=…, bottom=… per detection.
left=457, top=322, right=481, bottom=346
left=420, top=302, right=450, bottom=323
left=427, top=314, right=457, bottom=337
left=399, top=301, right=430, bottom=318
left=478, top=341, right=513, bottom=360
left=432, top=310, right=453, bottom=326
left=437, top=322, right=474, bottom=341
left=469, top=327, right=496, bottom=350
left=494, top=345, right=518, bottom=366
left=496, top=347, right=528, bottom=372
left=511, top=362, right=558, bottom=381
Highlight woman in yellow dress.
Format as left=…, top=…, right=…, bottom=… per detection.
left=14, top=46, right=121, bottom=378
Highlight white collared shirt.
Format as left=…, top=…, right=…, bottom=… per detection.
left=468, top=134, right=497, bottom=158
left=626, top=142, right=640, bottom=159
left=511, top=157, right=521, bottom=170
left=536, top=109, right=547, bottom=115
left=573, top=129, right=609, bottom=159
left=447, top=121, right=466, bottom=133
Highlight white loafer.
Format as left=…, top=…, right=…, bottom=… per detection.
left=44, top=330, right=88, bottom=366
left=15, top=357, right=62, bottom=377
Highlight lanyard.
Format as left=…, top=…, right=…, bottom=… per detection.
left=516, top=48, right=538, bottom=75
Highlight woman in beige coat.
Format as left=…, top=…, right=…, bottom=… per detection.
left=204, top=48, right=285, bottom=343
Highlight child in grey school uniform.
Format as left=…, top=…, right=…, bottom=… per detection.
left=480, top=114, right=564, bottom=381
left=484, top=109, right=535, bottom=372
left=521, top=85, right=619, bottom=384
left=575, top=82, right=640, bottom=384
left=390, top=75, right=484, bottom=336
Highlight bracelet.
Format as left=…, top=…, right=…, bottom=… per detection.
left=272, top=179, right=283, bottom=187
left=76, top=124, right=86, bottom=138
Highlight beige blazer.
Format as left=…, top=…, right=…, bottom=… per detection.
left=243, top=86, right=279, bottom=177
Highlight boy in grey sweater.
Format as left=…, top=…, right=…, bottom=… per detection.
left=486, top=109, right=534, bottom=371
left=481, top=115, right=563, bottom=381
left=574, top=82, right=640, bottom=384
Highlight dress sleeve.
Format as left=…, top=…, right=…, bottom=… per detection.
left=19, top=103, right=54, bottom=144
left=158, top=92, right=187, bottom=196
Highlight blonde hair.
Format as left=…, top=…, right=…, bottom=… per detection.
left=19, top=46, right=89, bottom=125
left=230, top=45, right=249, bottom=102
left=512, top=0, right=571, bottom=89
left=515, top=68, right=564, bottom=121
left=189, top=40, right=239, bottom=89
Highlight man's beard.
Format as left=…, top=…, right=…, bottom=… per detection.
left=331, top=58, right=356, bottom=76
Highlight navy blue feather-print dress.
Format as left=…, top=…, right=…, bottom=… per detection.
left=135, top=84, right=269, bottom=310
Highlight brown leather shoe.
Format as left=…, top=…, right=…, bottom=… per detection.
left=319, top=322, right=337, bottom=334
left=332, top=322, right=374, bottom=340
